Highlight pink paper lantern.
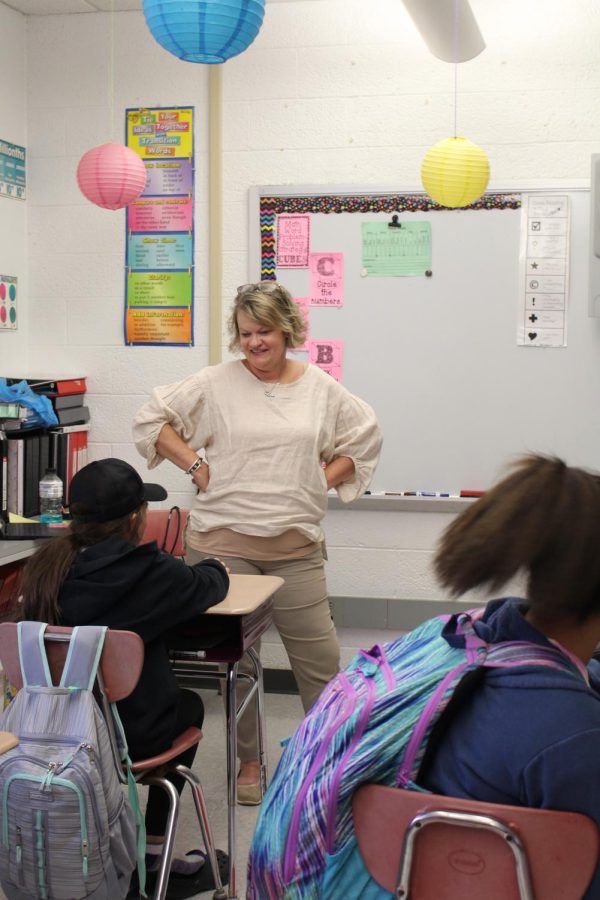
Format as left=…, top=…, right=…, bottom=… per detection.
left=76, top=142, right=147, bottom=210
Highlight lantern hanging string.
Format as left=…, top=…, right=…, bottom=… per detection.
left=109, top=0, right=115, bottom=142
left=453, top=0, right=459, bottom=137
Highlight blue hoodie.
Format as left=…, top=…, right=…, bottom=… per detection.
left=422, top=598, right=600, bottom=898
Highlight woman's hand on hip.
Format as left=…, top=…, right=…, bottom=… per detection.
left=323, top=455, right=355, bottom=489
left=192, top=462, right=210, bottom=492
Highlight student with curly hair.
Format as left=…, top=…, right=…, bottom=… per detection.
left=421, top=454, right=600, bottom=898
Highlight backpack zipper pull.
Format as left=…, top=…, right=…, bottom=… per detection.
left=40, top=762, right=57, bottom=791
left=82, top=839, right=89, bottom=878
left=55, top=742, right=92, bottom=776
left=15, top=826, right=22, bottom=865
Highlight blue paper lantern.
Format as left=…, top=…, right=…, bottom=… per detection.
left=143, top=0, right=266, bottom=64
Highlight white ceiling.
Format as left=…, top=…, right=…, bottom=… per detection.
left=2, top=0, right=302, bottom=13
left=4, top=0, right=136, bottom=12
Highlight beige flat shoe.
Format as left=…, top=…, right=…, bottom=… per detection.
left=236, top=781, right=262, bottom=806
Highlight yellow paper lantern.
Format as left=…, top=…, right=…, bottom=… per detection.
left=421, top=136, right=490, bottom=208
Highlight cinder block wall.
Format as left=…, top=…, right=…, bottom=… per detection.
left=0, top=3, right=27, bottom=372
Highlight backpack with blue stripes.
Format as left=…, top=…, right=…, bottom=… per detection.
left=247, top=606, right=583, bottom=899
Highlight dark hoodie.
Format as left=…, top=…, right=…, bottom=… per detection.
left=422, top=598, right=600, bottom=900
left=57, top=535, right=229, bottom=757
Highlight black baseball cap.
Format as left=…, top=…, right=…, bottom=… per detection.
left=69, top=458, right=167, bottom=524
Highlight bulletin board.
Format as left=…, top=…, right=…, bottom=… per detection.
left=249, top=185, right=600, bottom=494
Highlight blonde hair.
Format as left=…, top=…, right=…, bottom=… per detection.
left=228, top=282, right=307, bottom=352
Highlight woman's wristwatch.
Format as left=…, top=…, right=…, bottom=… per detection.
left=186, top=456, right=206, bottom=476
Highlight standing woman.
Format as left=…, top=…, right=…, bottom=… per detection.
left=133, top=281, right=382, bottom=804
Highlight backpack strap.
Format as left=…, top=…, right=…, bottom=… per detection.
left=484, top=639, right=587, bottom=680
left=60, top=625, right=107, bottom=690
left=397, top=612, right=586, bottom=787
left=17, top=621, right=53, bottom=687
left=416, top=640, right=585, bottom=786
left=17, top=622, right=107, bottom=690
left=416, top=666, right=487, bottom=785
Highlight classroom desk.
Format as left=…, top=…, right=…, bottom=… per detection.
left=169, top=573, right=284, bottom=900
left=0, top=539, right=40, bottom=565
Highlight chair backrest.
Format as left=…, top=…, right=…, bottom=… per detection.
left=0, top=564, right=23, bottom=624
left=141, top=507, right=189, bottom=558
left=0, top=621, right=143, bottom=703
left=352, top=784, right=599, bottom=900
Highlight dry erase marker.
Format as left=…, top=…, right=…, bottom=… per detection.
left=404, top=491, right=452, bottom=497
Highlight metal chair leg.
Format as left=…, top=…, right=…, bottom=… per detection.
left=174, top=763, right=227, bottom=900
left=142, top=775, right=180, bottom=900
left=246, top=646, right=268, bottom=796
left=226, top=661, right=239, bottom=899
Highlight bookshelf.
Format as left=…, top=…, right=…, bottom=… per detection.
left=0, top=377, right=89, bottom=521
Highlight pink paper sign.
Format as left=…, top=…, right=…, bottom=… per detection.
left=309, top=252, right=344, bottom=307
left=309, top=339, right=343, bottom=382
left=294, top=297, right=310, bottom=351
left=277, top=215, right=310, bottom=267
left=128, top=196, right=193, bottom=232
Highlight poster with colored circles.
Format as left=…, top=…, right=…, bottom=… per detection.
left=0, top=275, right=17, bottom=330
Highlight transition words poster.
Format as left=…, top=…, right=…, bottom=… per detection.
left=125, top=107, right=194, bottom=346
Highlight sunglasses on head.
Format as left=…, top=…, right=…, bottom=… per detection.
left=236, top=281, right=282, bottom=295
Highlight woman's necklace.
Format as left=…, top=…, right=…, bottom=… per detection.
left=259, top=359, right=287, bottom=399
left=263, top=382, right=279, bottom=399
left=243, top=358, right=294, bottom=398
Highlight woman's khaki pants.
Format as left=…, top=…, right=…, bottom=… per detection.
left=184, top=545, right=341, bottom=760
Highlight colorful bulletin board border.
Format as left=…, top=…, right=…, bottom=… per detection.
left=0, top=140, right=26, bottom=201
left=0, top=275, right=18, bottom=330
left=125, top=106, right=194, bottom=347
left=259, top=193, right=522, bottom=279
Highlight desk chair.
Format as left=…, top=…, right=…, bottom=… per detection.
left=142, top=507, right=189, bottom=558
left=0, top=563, right=22, bottom=623
left=352, top=784, right=599, bottom=900
left=0, top=622, right=226, bottom=900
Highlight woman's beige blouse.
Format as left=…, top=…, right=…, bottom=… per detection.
left=132, top=361, right=382, bottom=543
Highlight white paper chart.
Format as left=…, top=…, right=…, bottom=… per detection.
left=517, top=194, right=570, bottom=348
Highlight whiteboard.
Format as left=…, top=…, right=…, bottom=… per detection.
left=249, top=186, right=600, bottom=493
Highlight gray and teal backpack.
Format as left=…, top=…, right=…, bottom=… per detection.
left=0, top=621, right=143, bottom=900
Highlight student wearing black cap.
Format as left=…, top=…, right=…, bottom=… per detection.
left=21, top=458, right=230, bottom=898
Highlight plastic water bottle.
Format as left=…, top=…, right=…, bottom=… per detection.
left=39, top=468, right=63, bottom=524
